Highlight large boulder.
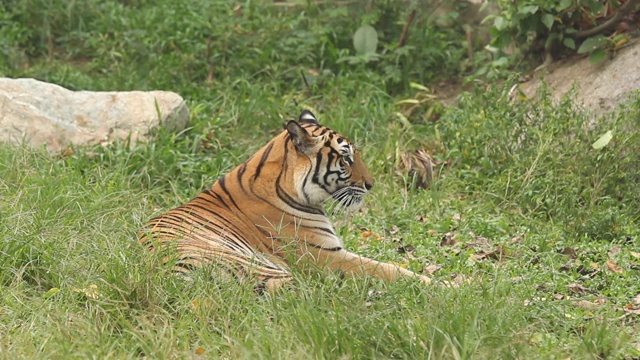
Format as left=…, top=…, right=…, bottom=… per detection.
left=0, top=78, right=189, bottom=152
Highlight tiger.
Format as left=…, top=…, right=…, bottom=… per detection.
left=139, top=110, right=432, bottom=292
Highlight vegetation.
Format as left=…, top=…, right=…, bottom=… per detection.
left=485, top=0, right=640, bottom=66
left=1, top=0, right=639, bottom=358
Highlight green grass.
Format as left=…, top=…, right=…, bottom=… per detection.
left=2, top=1, right=640, bottom=359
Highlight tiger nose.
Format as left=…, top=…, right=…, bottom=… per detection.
left=365, top=181, right=373, bottom=191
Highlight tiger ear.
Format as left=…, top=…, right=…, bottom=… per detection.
left=298, top=110, right=319, bottom=125
left=286, top=120, right=318, bottom=154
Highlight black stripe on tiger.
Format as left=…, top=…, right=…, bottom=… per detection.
left=253, top=141, right=274, bottom=180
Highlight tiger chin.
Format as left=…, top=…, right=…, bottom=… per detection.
left=139, top=110, right=432, bottom=292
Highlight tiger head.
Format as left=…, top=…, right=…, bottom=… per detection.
left=285, top=110, right=374, bottom=212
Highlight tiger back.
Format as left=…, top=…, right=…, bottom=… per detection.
left=139, top=110, right=431, bottom=291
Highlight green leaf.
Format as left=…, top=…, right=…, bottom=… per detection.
left=44, top=287, right=60, bottom=299
left=353, top=25, right=378, bottom=55
left=518, top=5, right=539, bottom=14
left=588, top=48, right=607, bottom=63
left=409, top=82, right=430, bottom=92
left=395, top=99, right=420, bottom=105
left=584, top=0, right=605, bottom=14
left=493, top=16, right=507, bottom=31
left=563, top=37, right=576, bottom=49
left=592, top=130, right=612, bottom=149
left=577, top=35, right=608, bottom=54
left=541, top=14, right=554, bottom=30
left=395, top=112, right=412, bottom=128
left=557, top=0, right=573, bottom=11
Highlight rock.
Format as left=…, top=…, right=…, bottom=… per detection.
left=0, top=78, right=189, bottom=153
left=519, top=39, right=640, bottom=114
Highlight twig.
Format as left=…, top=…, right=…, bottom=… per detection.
left=398, top=9, right=417, bottom=48
left=300, top=69, right=310, bottom=90
left=572, top=0, right=640, bottom=39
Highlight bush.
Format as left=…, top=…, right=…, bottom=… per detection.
left=484, top=0, right=639, bottom=64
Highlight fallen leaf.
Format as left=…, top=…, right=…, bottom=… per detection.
left=467, top=232, right=491, bottom=247
left=574, top=265, right=591, bottom=276
left=608, top=246, right=621, bottom=257
left=633, top=293, right=640, bottom=305
left=510, top=236, right=522, bottom=244
left=361, top=230, right=382, bottom=241
left=426, top=229, right=438, bottom=236
left=623, top=304, right=640, bottom=315
left=59, top=146, right=75, bottom=158
left=195, top=347, right=205, bottom=355
left=389, top=225, right=400, bottom=235
left=553, top=293, right=565, bottom=300
left=424, top=264, right=441, bottom=274
left=440, top=232, right=457, bottom=246
left=397, top=245, right=416, bottom=255
left=590, top=262, right=600, bottom=270
left=452, top=213, right=461, bottom=222
left=416, top=215, right=428, bottom=223
left=558, top=247, right=577, bottom=260
left=630, top=251, right=640, bottom=259
left=594, top=298, right=607, bottom=305
left=470, top=245, right=506, bottom=261
left=606, top=259, right=624, bottom=274
left=389, top=261, right=409, bottom=269
left=559, top=264, right=573, bottom=272
left=191, top=299, right=199, bottom=309
left=571, top=300, right=603, bottom=310
left=568, top=283, right=591, bottom=294
left=441, top=274, right=472, bottom=288
left=72, top=284, right=100, bottom=299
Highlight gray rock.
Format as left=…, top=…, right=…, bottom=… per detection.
left=0, top=78, right=189, bottom=152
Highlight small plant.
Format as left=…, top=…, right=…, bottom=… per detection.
left=394, top=82, right=443, bottom=123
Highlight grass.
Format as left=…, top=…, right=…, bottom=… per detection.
left=1, top=1, right=640, bottom=359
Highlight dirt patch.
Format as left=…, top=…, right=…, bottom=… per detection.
left=518, top=38, right=640, bottom=114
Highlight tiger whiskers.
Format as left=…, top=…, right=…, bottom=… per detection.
left=325, top=187, right=366, bottom=216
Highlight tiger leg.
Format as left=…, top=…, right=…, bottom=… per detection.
left=310, top=248, right=432, bottom=284
left=170, top=247, right=294, bottom=293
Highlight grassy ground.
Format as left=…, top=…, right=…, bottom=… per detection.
left=1, top=1, right=640, bottom=359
